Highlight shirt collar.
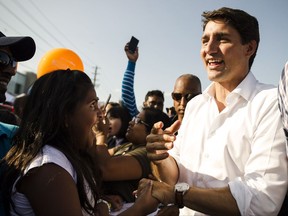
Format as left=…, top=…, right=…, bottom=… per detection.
left=203, top=72, right=260, bottom=102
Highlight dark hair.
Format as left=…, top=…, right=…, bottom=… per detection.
left=0, top=108, right=19, bottom=125
left=142, top=107, right=171, bottom=133
left=13, top=94, right=28, bottom=120
left=144, top=90, right=164, bottom=102
left=1, top=70, right=101, bottom=215
left=201, top=7, right=260, bottom=70
left=107, top=105, right=132, bottom=138
left=166, top=106, right=176, bottom=115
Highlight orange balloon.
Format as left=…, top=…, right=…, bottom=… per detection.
left=37, top=48, right=84, bottom=78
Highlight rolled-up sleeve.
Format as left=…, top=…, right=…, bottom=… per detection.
left=229, top=94, right=288, bottom=215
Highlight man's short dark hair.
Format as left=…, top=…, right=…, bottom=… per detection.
left=144, top=90, right=164, bottom=102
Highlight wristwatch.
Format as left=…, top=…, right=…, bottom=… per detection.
left=174, top=182, right=189, bottom=208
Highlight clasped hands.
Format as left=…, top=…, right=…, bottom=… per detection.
left=133, top=120, right=182, bottom=215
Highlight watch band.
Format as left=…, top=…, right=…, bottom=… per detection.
left=174, top=182, right=189, bottom=208
left=175, top=190, right=184, bottom=208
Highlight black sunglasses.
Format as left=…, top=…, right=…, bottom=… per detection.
left=171, top=92, right=200, bottom=102
left=132, top=116, right=150, bottom=128
left=0, top=51, right=17, bottom=68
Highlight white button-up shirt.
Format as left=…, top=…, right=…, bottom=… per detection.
left=169, top=72, right=288, bottom=215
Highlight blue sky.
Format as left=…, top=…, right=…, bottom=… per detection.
left=1, top=0, right=287, bottom=109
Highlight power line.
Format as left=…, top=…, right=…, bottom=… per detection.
left=25, top=0, right=107, bottom=87
left=28, top=0, right=97, bottom=68
left=0, top=1, right=55, bottom=48
left=0, top=17, right=46, bottom=54
left=16, top=0, right=67, bottom=47
left=0, top=0, right=113, bottom=98
left=93, top=66, right=100, bottom=88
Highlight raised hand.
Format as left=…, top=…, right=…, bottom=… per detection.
left=124, top=43, right=139, bottom=62
left=146, top=120, right=181, bottom=162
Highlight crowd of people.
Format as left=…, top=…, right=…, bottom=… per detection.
left=0, top=6, right=287, bottom=216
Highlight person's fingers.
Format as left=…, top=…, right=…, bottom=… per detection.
left=146, top=120, right=181, bottom=162
left=137, top=179, right=153, bottom=198
left=146, top=134, right=175, bottom=146
left=136, top=178, right=150, bottom=197
left=150, top=121, right=164, bottom=134
left=147, top=120, right=180, bottom=143
left=147, top=151, right=170, bottom=161
left=156, top=205, right=179, bottom=216
left=163, top=120, right=181, bottom=135
left=146, top=137, right=174, bottom=161
left=150, top=120, right=181, bottom=135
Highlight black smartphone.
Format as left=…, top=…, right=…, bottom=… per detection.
left=128, top=36, right=139, bottom=53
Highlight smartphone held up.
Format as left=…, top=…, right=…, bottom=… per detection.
left=128, top=36, right=139, bottom=53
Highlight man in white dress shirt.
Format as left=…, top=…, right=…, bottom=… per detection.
left=143, top=7, right=288, bottom=216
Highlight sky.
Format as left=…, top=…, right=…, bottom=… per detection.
left=0, top=0, right=287, bottom=109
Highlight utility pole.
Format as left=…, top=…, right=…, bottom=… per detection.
left=93, top=66, right=100, bottom=88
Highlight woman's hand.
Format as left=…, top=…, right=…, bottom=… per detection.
left=93, top=114, right=109, bottom=144
left=137, top=178, right=174, bottom=205
left=95, top=200, right=110, bottom=216
left=156, top=205, right=179, bottom=216
left=103, top=194, right=124, bottom=212
left=146, top=120, right=181, bottom=163
left=133, top=179, right=159, bottom=215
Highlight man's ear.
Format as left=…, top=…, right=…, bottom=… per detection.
left=143, top=101, right=147, bottom=107
left=245, top=40, right=257, bottom=57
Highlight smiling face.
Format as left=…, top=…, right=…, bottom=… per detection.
left=200, top=20, right=256, bottom=91
left=69, top=88, right=100, bottom=149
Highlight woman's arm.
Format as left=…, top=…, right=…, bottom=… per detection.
left=18, top=163, right=86, bottom=216
left=94, top=145, right=143, bottom=181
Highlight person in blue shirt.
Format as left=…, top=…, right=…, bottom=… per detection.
left=0, top=31, right=36, bottom=159
left=0, top=31, right=35, bottom=216
left=121, top=43, right=165, bottom=118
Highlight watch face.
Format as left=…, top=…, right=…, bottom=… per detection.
left=175, top=182, right=189, bottom=192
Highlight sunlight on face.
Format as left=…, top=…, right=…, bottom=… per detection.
left=201, top=20, right=251, bottom=90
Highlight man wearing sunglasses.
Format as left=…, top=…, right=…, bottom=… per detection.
left=171, top=74, right=201, bottom=122
left=0, top=31, right=36, bottom=159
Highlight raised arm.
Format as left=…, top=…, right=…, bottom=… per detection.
left=121, top=43, right=139, bottom=117
left=93, top=117, right=146, bottom=181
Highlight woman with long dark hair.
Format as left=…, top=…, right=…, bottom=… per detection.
left=1, top=70, right=105, bottom=215
left=0, top=70, right=160, bottom=216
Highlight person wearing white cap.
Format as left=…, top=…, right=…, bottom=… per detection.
left=0, top=31, right=36, bottom=159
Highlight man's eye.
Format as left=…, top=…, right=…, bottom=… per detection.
left=220, top=38, right=229, bottom=43
left=202, top=40, right=208, bottom=45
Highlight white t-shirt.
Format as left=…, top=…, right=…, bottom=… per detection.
left=10, top=145, right=92, bottom=216
left=170, top=72, right=288, bottom=216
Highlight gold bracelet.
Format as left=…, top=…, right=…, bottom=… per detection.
left=97, top=199, right=111, bottom=212
left=96, top=143, right=108, bottom=147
